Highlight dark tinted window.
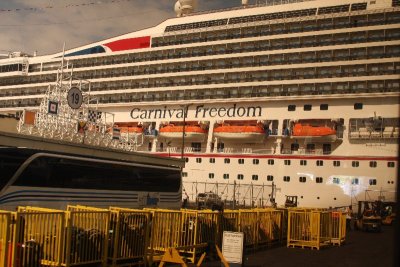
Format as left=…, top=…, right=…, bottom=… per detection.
left=13, top=156, right=181, bottom=192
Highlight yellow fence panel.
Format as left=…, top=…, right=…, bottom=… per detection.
left=65, top=206, right=109, bottom=266
left=0, top=211, right=12, bottom=267
left=148, top=209, right=181, bottom=254
left=330, top=212, right=346, bottom=245
left=237, top=210, right=258, bottom=248
left=108, top=207, right=151, bottom=266
left=257, top=209, right=284, bottom=247
left=11, top=208, right=65, bottom=267
left=4, top=206, right=344, bottom=266
left=287, top=210, right=331, bottom=250
left=219, top=210, right=239, bottom=234
left=149, top=209, right=216, bottom=264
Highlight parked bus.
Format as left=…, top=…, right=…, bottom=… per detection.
left=0, top=147, right=182, bottom=210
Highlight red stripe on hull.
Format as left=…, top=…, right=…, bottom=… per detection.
left=104, top=36, right=151, bottom=52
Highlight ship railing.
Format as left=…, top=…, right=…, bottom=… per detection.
left=156, top=146, right=207, bottom=154
left=281, top=149, right=324, bottom=155
left=349, top=126, right=399, bottom=139
left=216, top=147, right=274, bottom=155
left=156, top=147, right=275, bottom=155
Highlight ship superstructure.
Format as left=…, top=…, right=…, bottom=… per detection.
left=0, top=0, right=398, bottom=208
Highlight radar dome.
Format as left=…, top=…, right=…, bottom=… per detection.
left=174, top=0, right=196, bottom=17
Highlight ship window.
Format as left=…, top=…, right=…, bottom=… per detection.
left=323, top=144, right=331, bottom=155
left=320, top=104, right=329, bottom=110
left=369, top=161, right=377, bottom=168
left=217, top=143, right=224, bottom=152
left=299, top=176, right=306, bottom=183
left=209, top=173, right=215, bottom=179
left=268, top=159, right=274, bottom=165
left=182, top=172, right=188, bottom=177
left=316, top=177, right=323, bottom=183
left=238, top=174, right=244, bottom=180
left=185, top=157, right=189, bottom=163
left=351, top=3, right=367, bottom=11
left=238, top=159, right=245, bottom=164
left=223, top=174, right=229, bottom=179
left=288, top=105, right=296, bottom=111
left=333, top=160, right=341, bottom=167
left=304, top=104, right=312, bottom=111
left=192, top=142, right=201, bottom=152
left=388, top=162, right=395, bottom=168
left=291, top=143, right=299, bottom=151
left=354, top=103, right=363, bottom=110
left=196, top=158, right=202, bottom=163
left=352, top=161, right=359, bottom=167
left=306, top=144, right=315, bottom=153
left=316, top=160, right=324, bottom=166
left=369, top=179, right=377, bottom=185
left=333, top=177, right=340, bottom=184
left=300, top=160, right=307, bottom=166
left=267, top=175, right=274, bottom=181
left=284, top=160, right=291, bottom=165
left=352, top=178, right=359, bottom=185
left=253, top=159, right=259, bottom=165
left=210, top=158, right=215, bottom=163
left=252, top=175, right=258, bottom=181
left=283, top=176, right=290, bottom=182
left=224, top=158, right=230, bottom=164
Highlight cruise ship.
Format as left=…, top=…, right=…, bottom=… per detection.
left=0, top=0, right=398, bottom=208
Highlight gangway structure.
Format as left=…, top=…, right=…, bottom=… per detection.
left=16, top=59, right=141, bottom=151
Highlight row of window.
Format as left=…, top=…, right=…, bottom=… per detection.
left=190, top=157, right=397, bottom=168
left=165, top=3, right=370, bottom=33
left=287, top=103, right=362, bottom=111
left=156, top=11, right=399, bottom=47
left=11, top=46, right=398, bottom=89
left=0, top=64, right=25, bottom=74
left=1, top=79, right=399, bottom=108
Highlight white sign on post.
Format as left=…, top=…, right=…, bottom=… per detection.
left=222, top=231, right=244, bottom=266
left=67, top=87, right=83, bottom=109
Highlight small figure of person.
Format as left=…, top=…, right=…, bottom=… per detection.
left=346, top=205, right=353, bottom=231
left=182, top=190, right=189, bottom=208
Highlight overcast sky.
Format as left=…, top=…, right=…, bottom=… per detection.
left=0, top=0, right=246, bottom=56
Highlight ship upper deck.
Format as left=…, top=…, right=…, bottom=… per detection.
left=0, top=1, right=398, bottom=111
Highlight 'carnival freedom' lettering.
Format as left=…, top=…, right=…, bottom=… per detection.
left=130, top=104, right=262, bottom=120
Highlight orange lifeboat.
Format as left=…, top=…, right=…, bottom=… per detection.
left=114, top=123, right=143, bottom=137
left=292, top=123, right=337, bottom=140
left=159, top=124, right=207, bottom=141
left=213, top=122, right=266, bottom=142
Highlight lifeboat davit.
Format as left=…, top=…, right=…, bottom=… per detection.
left=159, top=124, right=207, bottom=141
left=213, top=122, right=266, bottom=142
left=292, top=123, right=337, bottom=141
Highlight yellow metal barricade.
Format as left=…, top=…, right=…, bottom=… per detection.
left=219, top=210, right=239, bottom=233
left=257, top=209, right=284, bottom=247
left=148, top=209, right=182, bottom=255
left=287, top=210, right=331, bottom=250
left=108, top=207, right=151, bottom=266
left=11, top=207, right=65, bottom=267
left=65, top=205, right=109, bottom=266
left=148, top=209, right=219, bottom=264
left=0, top=211, right=12, bottom=267
left=330, top=211, right=346, bottom=245
left=237, top=210, right=258, bottom=248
